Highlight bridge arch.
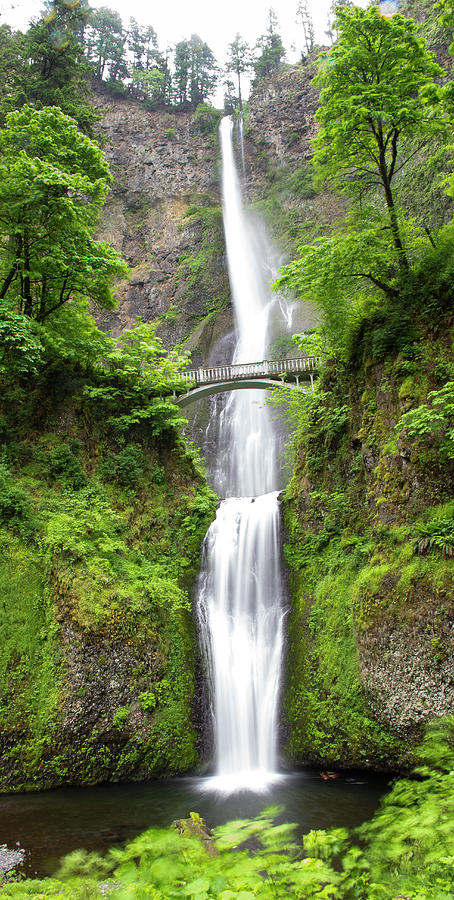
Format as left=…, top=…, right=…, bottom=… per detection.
left=175, top=378, right=304, bottom=409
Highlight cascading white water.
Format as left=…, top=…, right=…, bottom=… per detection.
left=198, top=117, right=286, bottom=793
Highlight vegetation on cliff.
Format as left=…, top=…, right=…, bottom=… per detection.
left=265, top=4, right=454, bottom=769
left=0, top=311, right=217, bottom=789
left=0, top=64, right=218, bottom=788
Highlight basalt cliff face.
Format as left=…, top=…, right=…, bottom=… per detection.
left=92, top=65, right=326, bottom=366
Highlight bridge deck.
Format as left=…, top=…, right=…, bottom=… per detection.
left=176, top=356, right=321, bottom=387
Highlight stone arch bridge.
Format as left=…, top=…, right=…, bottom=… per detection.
left=174, top=357, right=321, bottom=408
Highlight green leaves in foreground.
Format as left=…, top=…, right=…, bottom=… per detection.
left=3, top=717, right=454, bottom=898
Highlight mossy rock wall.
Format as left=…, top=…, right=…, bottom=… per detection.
left=282, top=319, right=454, bottom=770
left=0, top=373, right=217, bottom=791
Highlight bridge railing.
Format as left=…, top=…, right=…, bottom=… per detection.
left=176, top=356, right=321, bottom=386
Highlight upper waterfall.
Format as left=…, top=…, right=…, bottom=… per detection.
left=216, top=117, right=279, bottom=498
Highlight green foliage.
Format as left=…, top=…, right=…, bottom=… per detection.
left=0, top=533, right=61, bottom=766
left=35, top=438, right=86, bottom=489
left=79, top=321, right=192, bottom=439
left=3, top=0, right=96, bottom=134
left=292, top=330, right=325, bottom=358
left=253, top=9, right=286, bottom=83
left=273, top=214, right=425, bottom=360
left=99, top=444, right=144, bottom=487
left=356, top=716, right=454, bottom=899
left=287, top=162, right=316, bottom=198
left=0, top=463, right=28, bottom=524
left=85, top=7, right=128, bottom=83
left=414, top=503, right=454, bottom=558
left=397, top=380, right=454, bottom=461
left=193, top=104, right=222, bottom=134
left=0, top=306, right=44, bottom=378
left=268, top=334, right=294, bottom=360
left=225, top=33, right=253, bottom=111
left=112, top=706, right=130, bottom=730
left=0, top=105, right=127, bottom=323
left=173, top=36, right=218, bottom=108
left=314, top=6, right=445, bottom=208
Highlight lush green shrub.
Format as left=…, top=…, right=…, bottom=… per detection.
left=397, top=381, right=454, bottom=461
left=414, top=503, right=454, bottom=558
left=193, top=103, right=222, bottom=134
left=99, top=444, right=144, bottom=487
left=35, top=441, right=86, bottom=489
left=0, top=464, right=28, bottom=523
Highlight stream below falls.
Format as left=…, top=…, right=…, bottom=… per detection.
left=0, top=772, right=388, bottom=877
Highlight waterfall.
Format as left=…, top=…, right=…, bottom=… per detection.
left=197, top=117, right=286, bottom=793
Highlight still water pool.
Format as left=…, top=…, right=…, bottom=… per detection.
left=0, top=769, right=388, bottom=877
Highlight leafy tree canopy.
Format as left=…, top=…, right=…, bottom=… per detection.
left=9, top=0, right=96, bottom=133
left=314, top=4, right=446, bottom=269
left=0, top=105, right=126, bottom=323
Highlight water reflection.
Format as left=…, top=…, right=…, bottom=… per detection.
left=0, top=770, right=388, bottom=877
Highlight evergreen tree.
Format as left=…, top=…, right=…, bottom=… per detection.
left=11, top=0, right=95, bottom=133
left=174, top=39, right=191, bottom=106
left=85, top=7, right=127, bottom=82
left=128, top=19, right=159, bottom=72
left=173, top=35, right=217, bottom=108
left=253, top=8, right=286, bottom=83
left=296, top=0, right=315, bottom=56
left=223, top=78, right=237, bottom=115
left=225, top=33, right=252, bottom=112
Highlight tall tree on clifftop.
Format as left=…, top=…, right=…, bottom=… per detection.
left=313, top=4, right=445, bottom=272
left=296, top=0, right=315, bottom=56
left=253, top=8, right=286, bottom=83
left=85, top=7, right=127, bottom=82
left=173, top=35, right=217, bottom=108
left=14, top=0, right=96, bottom=133
left=225, top=33, right=252, bottom=112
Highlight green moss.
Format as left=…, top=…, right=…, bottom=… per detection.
left=283, top=515, right=403, bottom=768
left=0, top=533, right=62, bottom=781
left=0, top=368, right=218, bottom=790
left=281, top=320, right=454, bottom=769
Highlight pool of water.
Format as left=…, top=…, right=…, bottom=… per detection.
left=0, top=769, right=389, bottom=877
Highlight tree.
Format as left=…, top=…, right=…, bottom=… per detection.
left=174, top=39, right=191, bottom=106
left=313, top=5, right=445, bottom=272
left=225, top=33, right=252, bottom=112
left=131, top=67, right=165, bottom=106
left=223, top=79, right=237, bottom=115
left=273, top=215, right=406, bottom=356
left=296, top=0, right=315, bottom=56
left=15, top=0, right=96, bottom=133
left=85, top=7, right=127, bottom=82
left=0, top=106, right=126, bottom=323
left=253, top=8, right=286, bottom=83
left=127, top=19, right=159, bottom=72
left=173, top=35, right=217, bottom=109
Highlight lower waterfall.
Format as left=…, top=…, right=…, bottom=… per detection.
left=197, top=493, right=284, bottom=791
